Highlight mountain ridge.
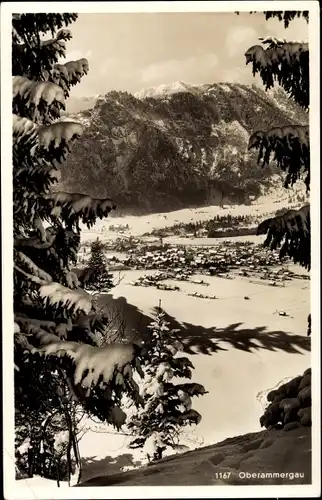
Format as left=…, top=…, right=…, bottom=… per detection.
left=60, top=82, right=308, bottom=215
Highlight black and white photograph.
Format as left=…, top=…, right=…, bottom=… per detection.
left=1, top=1, right=320, bottom=498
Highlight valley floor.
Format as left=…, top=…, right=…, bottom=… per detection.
left=80, top=195, right=302, bottom=241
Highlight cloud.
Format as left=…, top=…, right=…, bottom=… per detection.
left=140, top=53, right=219, bottom=85
left=99, top=57, right=117, bottom=75
left=225, top=26, right=258, bottom=58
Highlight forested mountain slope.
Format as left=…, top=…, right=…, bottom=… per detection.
left=60, top=83, right=308, bottom=214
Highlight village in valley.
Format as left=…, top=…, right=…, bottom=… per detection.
left=77, top=201, right=309, bottom=305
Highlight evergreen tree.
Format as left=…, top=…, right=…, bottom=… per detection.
left=128, top=307, right=207, bottom=462
left=13, top=13, right=143, bottom=483
left=83, top=238, right=114, bottom=292
left=242, top=11, right=310, bottom=271
left=240, top=10, right=312, bottom=427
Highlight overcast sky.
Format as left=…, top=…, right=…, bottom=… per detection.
left=60, top=12, right=309, bottom=98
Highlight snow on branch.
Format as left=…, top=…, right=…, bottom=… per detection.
left=38, top=121, right=83, bottom=147
left=16, top=319, right=61, bottom=346
left=13, top=28, right=73, bottom=80
left=257, top=205, right=310, bottom=269
left=61, top=59, right=89, bottom=84
left=33, top=341, right=135, bottom=390
left=33, top=217, right=47, bottom=243
left=248, top=125, right=309, bottom=190
left=14, top=264, right=47, bottom=286
left=13, top=114, right=38, bottom=143
left=39, top=282, right=93, bottom=315
left=245, top=42, right=308, bottom=67
left=245, top=42, right=309, bottom=109
left=16, top=251, right=53, bottom=283
left=46, top=59, right=89, bottom=98
left=43, top=192, right=116, bottom=227
left=15, top=316, right=57, bottom=333
left=258, top=36, right=307, bottom=47
left=13, top=76, right=65, bottom=121
left=13, top=120, right=83, bottom=207
left=15, top=227, right=58, bottom=250
left=41, top=28, right=72, bottom=51
left=172, top=382, right=209, bottom=397
left=15, top=331, right=34, bottom=351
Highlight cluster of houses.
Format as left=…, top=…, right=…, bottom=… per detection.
left=130, top=270, right=211, bottom=290
left=107, top=224, right=131, bottom=233
left=130, top=272, right=220, bottom=298
left=77, top=237, right=308, bottom=294
left=131, top=274, right=181, bottom=292
left=123, top=241, right=284, bottom=278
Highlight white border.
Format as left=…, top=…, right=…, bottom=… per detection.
left=1, top=1, right=320, bottom=498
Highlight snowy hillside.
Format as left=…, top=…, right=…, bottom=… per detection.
left=78, top=426, right=311, bottom=486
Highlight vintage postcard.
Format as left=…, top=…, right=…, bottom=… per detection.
left=1, top=1, right=320, bottom=498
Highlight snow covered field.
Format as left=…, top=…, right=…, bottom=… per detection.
left=13, top=200, right=311, bottom=493
left=76, top=265, right=310, bottom=483
left=80, top=187, right=307, bottom=242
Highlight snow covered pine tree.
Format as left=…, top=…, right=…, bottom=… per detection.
left=82, top=237, right=114, bottom=293
left=13, top=13, right=143, bottom=484
left=128, top=307, right=207, bottom=463
left=243, top=11, right=310, bottom=271
left=241, top=11, right=312, bottom=431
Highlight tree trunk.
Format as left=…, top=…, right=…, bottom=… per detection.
left=65, top=412, right=73, bottom=486
left=72, top=432, right=82, bottom=484
left=56, top=459, right=61, bottom=487
left=27, top=446, right=34, bottom=478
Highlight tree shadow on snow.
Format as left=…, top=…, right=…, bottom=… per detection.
left=81, top=453, right=142, bottom=483
left=96, top=293, right=152, bottom=343
left=99, top=295, right=310, bottom=356
left=160, top=311, right=311, bottom=356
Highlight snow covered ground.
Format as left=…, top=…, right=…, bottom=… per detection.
left=76, top=265, right=310, bottom=482
left=12, top=199, right=311, bottom=495
left=80, top=194, right=304, bottom=241
left=12, top=264, right=310, bottom=494
left=78, top=426, right=312, bottom=487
